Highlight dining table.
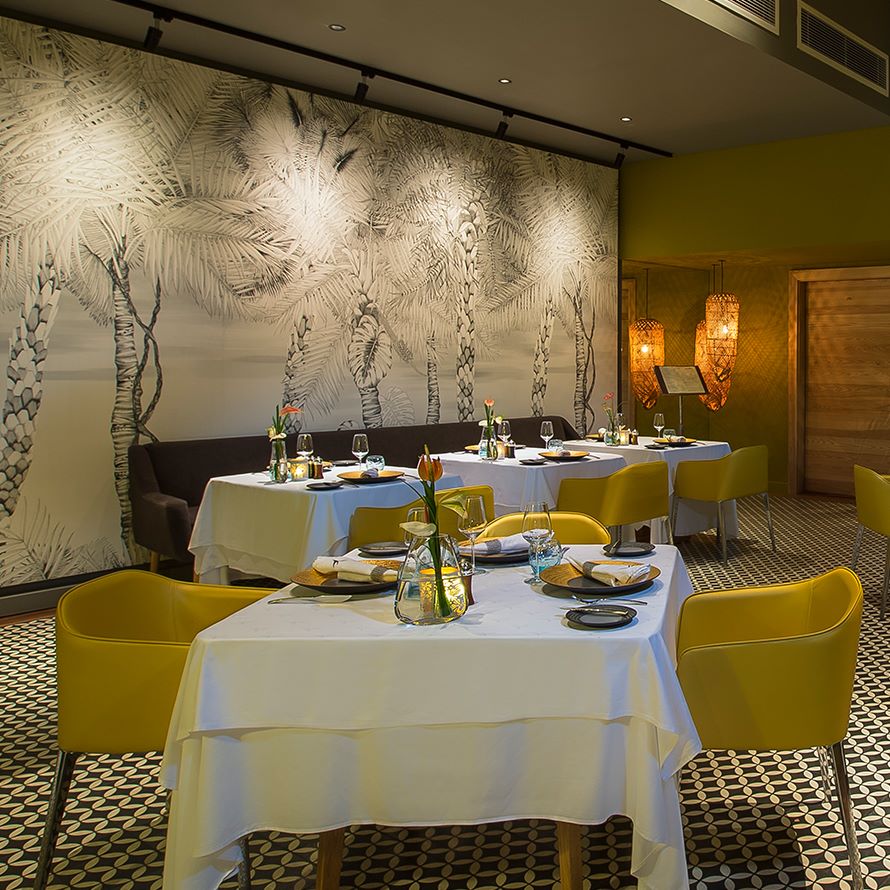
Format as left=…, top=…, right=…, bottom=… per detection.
left=161, top=543, right=701, bottom=890
left=563, top=436, right=740, bottom=542
left=189, top=465, right=463, bottom=584
left=434, top=447, right=626, bottom=515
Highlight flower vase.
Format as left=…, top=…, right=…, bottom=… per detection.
left=269, top=441, right=289, bottom=483
left=479, top=432, right=499, bottom=461
left=395, top=534, right=468, bottom=625
left=604, top=426, right=619, bottom=446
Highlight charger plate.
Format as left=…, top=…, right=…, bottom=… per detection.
left=653, top=438, right=698, bottom=447
left=539, top=561, right=659, bottom=595
left=539, top=450, right=589, bottom=462
left=470, top=550, right=529, bottom=565
left=292, top=559, right=401, bottom=594
left=337, top=470, right=405, bottom=484
left=565, top=605, right=636, bottom=630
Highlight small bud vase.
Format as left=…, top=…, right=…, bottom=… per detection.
left=479, top=433, right=499, bottom=461
left=269, top=441, right=289, bottom=483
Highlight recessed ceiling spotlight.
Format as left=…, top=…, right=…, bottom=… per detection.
left=620, top=115, right=633, bottom=122
left=498, top=77, right=512, bottom=84
left=328, top=23, right=346, bottom=31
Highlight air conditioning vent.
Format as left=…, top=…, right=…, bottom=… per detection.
left=798, top=3, right=888, bottom=95
left=710, top=0, right=779, bottom=34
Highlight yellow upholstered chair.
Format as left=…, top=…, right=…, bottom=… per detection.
left=347, top=485, right=495, bottom=549
left=557, top=461, right=672, bottom=545
left=35, top=570, right=267, bottom=890
left=852, top=464, right=890, bottom=617
left=481, top=511, right=610, bottom=544
left=677, top=568, right=863, bottom=888
left=672, top=444, right=775, bottom=562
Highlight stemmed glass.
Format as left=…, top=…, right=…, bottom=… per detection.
left=540, top=421, right=553, bottom=451
left=458, top=495, right=488, bottom=576
left=352, top=433, right=369, bottom=467
left=498, top=419, right=512, bottom=446
left=296, top=433, right=313, bottom=458
left=521, top=501, right=554, bottom=585
left=653, top=413, right=665, bottom=439
left=404, top=506, right=426, bottom=546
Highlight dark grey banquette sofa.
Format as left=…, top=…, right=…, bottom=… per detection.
left=128, top=414, right=579, bottom=565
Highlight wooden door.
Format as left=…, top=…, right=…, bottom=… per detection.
left=804, top=276, right=890, bottom=495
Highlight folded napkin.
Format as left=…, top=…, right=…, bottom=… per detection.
left=460, top=533, right=529, bottom=555
left=312, top=556, right=398, bottom=583
left=361, top=467, right=379, bottom=478
left=568, top=558, right=649, bottom=587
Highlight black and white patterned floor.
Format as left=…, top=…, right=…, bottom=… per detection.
left=2, top=495, right=888, bottom=889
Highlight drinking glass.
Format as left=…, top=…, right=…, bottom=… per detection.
left=352, top=433, right=369, bottom=467
left=540, top=420, right=553, bottom=450
left=663, top=427, right=676, bottom=442
left=458, top=495, right=488, bottom=576
left=404, top=506, right=426, bottom=545
left=653, top=413, right=665, bottom=438
left=366, top=454, right=385, bottom=472
left=296, top=433, right=313, bottom=458
left=529, top=537, right=563, bottom=578
left=521, top=501, right=553, bottom=584
left=498, top=419, right=512, bottom=444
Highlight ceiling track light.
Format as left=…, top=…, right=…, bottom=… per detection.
left=354, top=70, right=373, bottom=103
left=495, top=111, right=512, bottom=139
left=143, top=14, right=164, bottom=49
left=613, top=142, right=628, bottom=169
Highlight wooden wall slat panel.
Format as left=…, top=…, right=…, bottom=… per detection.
left=804, top=279, right=890, bottom=496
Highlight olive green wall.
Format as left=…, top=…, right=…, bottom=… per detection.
left=627, top=265, right=789, bottom=491
left=620, top=124, right=890, bottom=495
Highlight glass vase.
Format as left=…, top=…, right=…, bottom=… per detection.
left=269, top=440, right=289, bottom=483
left=395, top=534, right=468, bottom=625
left=478, top=432, right=499, bottom=461
left=604, top=426, right=619, bottom=446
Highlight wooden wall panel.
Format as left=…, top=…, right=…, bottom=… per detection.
left=804, top=279, right=890, bottom=495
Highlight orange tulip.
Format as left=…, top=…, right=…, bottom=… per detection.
left=484, top=398, right=494, bottom=408
left=417, top=448, right=443, bottom=482
left=280, top=404, right=302, bottom=415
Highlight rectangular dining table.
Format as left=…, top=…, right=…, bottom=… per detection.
left=161, top=544, right=701, bottom=890
left=434, top=448, right=626, bottom=515
left=564, top=436, right=740, bottom=542
left=189, top=466, right=463, bottom=583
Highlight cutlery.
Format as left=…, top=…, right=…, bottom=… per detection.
left=568, top=598, right=649, bottom=607
left=269, top=594, right=352, bottom=604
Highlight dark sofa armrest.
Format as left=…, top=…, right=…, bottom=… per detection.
left=131, top=491, right=194, bottom=562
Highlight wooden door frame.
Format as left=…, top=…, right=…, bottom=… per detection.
left=620, top=278, right=637, bottom=430
left=788, top=265, right=890, bottom=495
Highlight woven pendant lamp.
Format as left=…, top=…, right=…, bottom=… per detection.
left=700, top=262, right=739, bottom=409
left=695, top=319, right=724, bottom=411
left=629, top=270, right=664, bottom=409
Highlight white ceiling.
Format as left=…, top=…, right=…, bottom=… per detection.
left=4, top=0, right=889, bottom=165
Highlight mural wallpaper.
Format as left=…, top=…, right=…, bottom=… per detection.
left=0, top=18, right=618, bottom=586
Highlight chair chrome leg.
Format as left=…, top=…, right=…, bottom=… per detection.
left=238, top=835, right=252, bottom=890
left=829, top=740, right=863, bottom=890
left=670, top=496, right=679, bottom=537
left=717, top=502, right=727, bottom=563
left=851, top=524, right=864, bottom=571
left=882, top=538, right=890, bottom=619
left=763, top=492, right=776, bottom=552
left=665, top=514, right=674, bottom=546
left=34, top=750, right=78, bottom=890
left=818, top=746, right=834, bottom=804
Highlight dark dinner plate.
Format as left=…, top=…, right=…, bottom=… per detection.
left=306, top=481, right=343, bottom=491
left=519, top=458, right=547, bottom=466
left=471, top=550, right=529, bottom=565
left=565, top=605, right=636, bottom=630
left=331, top=459, right=359, bottom=466
left=539, top=562, right=659, bottom=596
left=603, top=542, right=656, bottom=557
left=358, top=541, right=409, bottom=557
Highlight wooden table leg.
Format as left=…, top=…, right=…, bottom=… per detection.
left=316, top=827, right=345, bottom=890
left=555, top=821, right=582, bottom=890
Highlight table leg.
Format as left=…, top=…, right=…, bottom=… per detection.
left=555, top=821, right=582, bottom=890
left=316, top=828, right=345, bottom=890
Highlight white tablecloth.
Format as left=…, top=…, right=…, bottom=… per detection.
left=434, top=449, right=626, bottom=515
left=189, top=467, right=463, bottom=583
left=564, top=437, right=740, bottom=541
left=161, top=545, right=700, bottom=890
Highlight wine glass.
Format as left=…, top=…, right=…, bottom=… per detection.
left=521, top=501, right=554, bottom=585
left=296, top=433, right=313, bottom=458
left=404, top=506, right=426, bottom=545
left=498, top=419, right=512, bottom=445
left=458, top=495, right=488, bottom=576
left=540, top=420, right=553, bottom=451
left=653, top=413, right=665, bottom=439
left=352, top=433, right=369, bottom=467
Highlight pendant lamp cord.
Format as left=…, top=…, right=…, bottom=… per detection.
left=644, top=268, right=649, bottom=317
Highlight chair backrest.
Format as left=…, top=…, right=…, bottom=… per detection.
left=481, top=511, right=610, bottom=544
left=674, top=444, right=768, bottom=503
left=348, top=499, right=424, bottom=550
left=853, top=464, right=890, bottom=536
left=676, top=567, right=862, bottom=751
left=436, top=485, right=495, bottom=523
left=56, top=570, right=268, bottom=754
left=558, top=463, right=669, bottom=526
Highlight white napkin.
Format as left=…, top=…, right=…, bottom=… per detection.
left=569, top=558, right=649, bottom=587
left=460, top=534, right=529, bottom=555
left=312, top=556, right=398, bottom=583
left=361, top=467, right=379, bottom=478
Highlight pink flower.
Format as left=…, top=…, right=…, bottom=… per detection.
left=484, top=398, right=494, bottom=408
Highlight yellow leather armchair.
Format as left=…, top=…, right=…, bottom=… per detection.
left=36, top=570, right=267, bottom=890
left=557, top=462, right=671, bottom=545
left=481, top=511, right=610, bottom=544
left=852, top=464, right=890, bottom=617
left=672, top=444, right=774, bottom=562
left=677, top=568, right=863, bottom=887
